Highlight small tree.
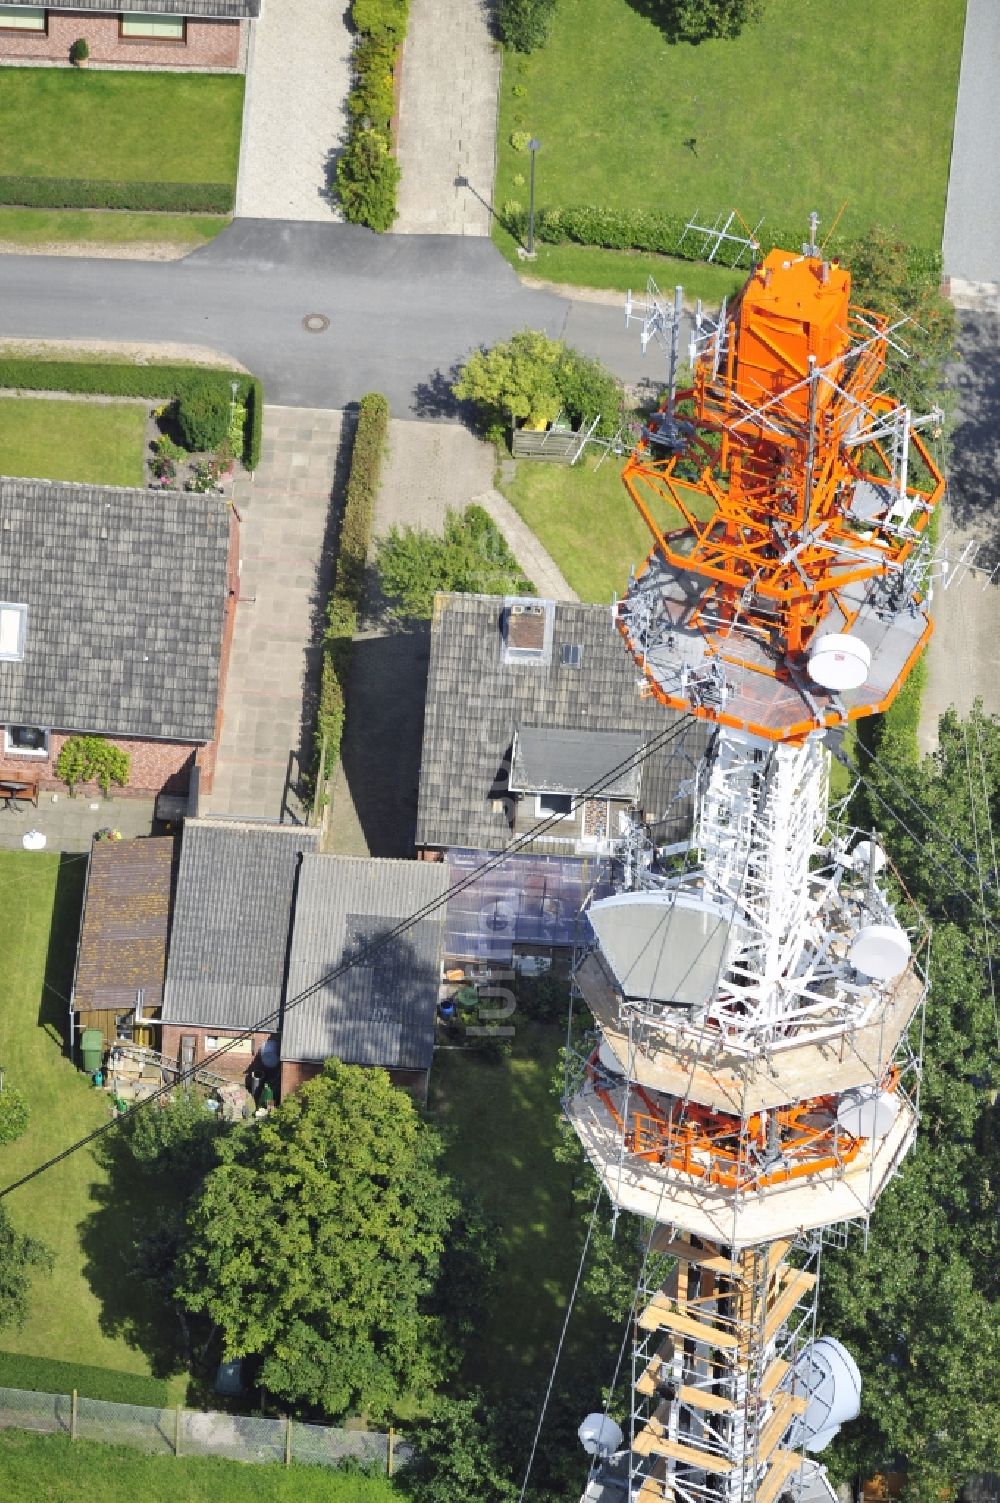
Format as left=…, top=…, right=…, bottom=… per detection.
left=453, top=330, right=564, bottom=431
left=122, top=1088, right=224, bottom=1180
left=498, top=0, right=557, bottom=52
left=69, top=36, right=89, bottom=64
left=177, top=386, right=229, bottom=453
left=653, top=0, right=763, bottom=43
left=0, top=1087, right=29, bottom=1147
left=55, top=736, right=129, bottom=797
left=403, top=1396, right=517, bottom=1503
left=0, top=1205, right=53, bottom=1332
left=336, top=127, right=400, bottom=233
left=376, top=505, right=533, bottom=619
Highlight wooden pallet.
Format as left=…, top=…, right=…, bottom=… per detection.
left=754, top=1449, right=801, bottom=1503
left=633, top=1426, right=735, bottom=1474
left=638, top=1297, right=741, bottom=1348
left=757, top=1391, right=809, bottom=1463
left=762, top=1269, right=818, bottom=1345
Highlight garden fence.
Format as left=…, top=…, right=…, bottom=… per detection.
left=0, top=1386, right=409, bottom=1472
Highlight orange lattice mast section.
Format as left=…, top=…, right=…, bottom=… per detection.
left=619, top=246, right=945, bottom=742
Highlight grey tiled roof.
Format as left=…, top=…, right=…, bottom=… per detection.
left=510, top=726, right=643, bottom=799
left=2, top=0, right=259, bottom=16
left=161, top=819, right=319, bottom=1032
left=416, top=595, right=708, bottom=852
left=0, top=480, right=231, bottom=743
left=281, top=855, right=449, bottom=1071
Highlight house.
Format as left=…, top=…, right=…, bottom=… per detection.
left=280, top=854, right=450, bottom=1102
left=0, top=0, right=257, bottom=71
left=69, top=834, right=175, bottom=1054
left=0, top=479, right=238, bottom=801
left=159, top=818, right=319, bottom=1083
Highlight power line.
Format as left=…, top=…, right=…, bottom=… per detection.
left=0, top=714, right=695, bottom=1203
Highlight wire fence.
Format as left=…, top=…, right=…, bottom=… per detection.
left=0, top=1386, right=411, bottom=1472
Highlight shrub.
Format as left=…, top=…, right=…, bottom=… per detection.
left=351, top=0, right=409, bottom=41
left=153, top=434, right=186, bottom=464
left=336, top=127, right=400, bottom=232
left=509, top=131, right=532, bottom=152
left=176, top=384, right=230, bottom=452
left=315, top=392, right=390, bottom=779
left=376, top=504, right=533, bottom=619
left=69, top=37, right=89, bottom=63
left=0, top=1088, right=29, bottom=1147
left=55, top=736, right=129, bottom=797
left=0, top=176, right=233, bottom=213
left=0, top=359, right=263, bottom=468
left=499, top=0, right=557, bottom=52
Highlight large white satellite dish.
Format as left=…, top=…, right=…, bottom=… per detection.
left=849, top=923, right=911, bottom=980
left=578, top=1413, right=624, bottom=1458
left=837, top=1086, right=900, bottom=1140
left=807, top=633, right=871, bottom=691
left=787, top=1337, right=862, bottom=1453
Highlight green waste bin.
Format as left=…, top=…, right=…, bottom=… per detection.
left=80, top=1028, right=104, bottom=1075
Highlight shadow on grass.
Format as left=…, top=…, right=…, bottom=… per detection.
left=38, top=853, right=87, bottom=1058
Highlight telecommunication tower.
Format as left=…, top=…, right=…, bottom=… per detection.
left=567, top=229, right=945, bottom=1503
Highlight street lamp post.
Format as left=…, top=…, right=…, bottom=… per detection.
left=526, top=138, right=540, bottom=258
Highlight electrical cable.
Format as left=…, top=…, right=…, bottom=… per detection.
left=0, top=714, right=695, bottom=1202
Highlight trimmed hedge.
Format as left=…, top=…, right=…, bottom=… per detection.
left=316, top=392, right=390, bottom=779
left=516, top=201, right=942, bottom=280
left=0, top=1350, right=171, bottom=1406
left=0, top=359, right=263, bottom=470
left=0, top=176, right=233, bottom=214
left=335, top=0, right=410, bottom=232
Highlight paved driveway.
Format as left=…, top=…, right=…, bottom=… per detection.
left=942, top=0, right=1000, bottom=284
left=201, top=406, right=348, bottom=820
left=235, top=0, right=351, bottom=221
left=394, top=0, right=500, bottom=235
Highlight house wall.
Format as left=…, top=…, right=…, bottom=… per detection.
left=0, top=732, right=195, bottom=797
left=279, top=1059, right=429, bottom=1103
left=73, top=1005, right=161, bottom=1053
left=195, top=504, right=241, bottom=797
left=0, top=11, right=243, bottom=69
left=161, top=1023, right=277, bottom=1083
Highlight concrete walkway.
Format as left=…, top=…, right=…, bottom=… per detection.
left=393, top=0, right=500, bottom=235
left=235, top=0, right=351, bottom=221
left=0, top=796, right=156, bottom=854
left=942, top=0, right=1000, bottom=283
left=201, top=406, right=348, bottom=821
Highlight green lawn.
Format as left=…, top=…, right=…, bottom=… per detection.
left=0, top=854, right=186, bottom=1402
left=0, top=207, right=229, bottom=249
left=496, top=0, right=965, bottom=285
left=0, top=1432, right=402, bottom=1503
left=0, top=396, right=147, bottom=486
left=0, top=71, right=243, bottom=184
left=523, top=242, right=745, bottom=300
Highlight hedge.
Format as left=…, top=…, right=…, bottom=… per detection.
left=316, top=392, right=390, bottom=779
left=0, top=1350, right=171, bottom=1407
left=514, top=201, right=942, bottom=280
left=0, top=176, right=233, bottom=213
left=335, top=0, right=410, bottom=231
left=0, top=359, right=263, bottom=470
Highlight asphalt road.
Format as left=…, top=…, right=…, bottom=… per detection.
left=942, top=0, right=999, bottom=283
left=0, top=221, right=662, bottom=414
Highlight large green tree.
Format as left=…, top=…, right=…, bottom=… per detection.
left=176, top=1059, right=457, bottom=1419
left=454, top=332, right=624, bottom=437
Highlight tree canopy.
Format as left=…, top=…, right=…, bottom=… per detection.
left=650, top=0, right=763, bottom=44
left=176, top=1059, right=458, bottom=1419
left=375, top=504, right=533, bottom=619
left=0, top=1205, right=52, bottom=1333
left=453, top=332, right=625, bottom=437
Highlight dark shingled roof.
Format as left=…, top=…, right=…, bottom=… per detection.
left=510, top=726, right=643, bottom=799
left=0, top=479, right=231, bottom=744
left=281, top=855, right=449, bottom=1071
left=1, top=0, right=258, bottom=16
left=161, top=819, right=319, bottom=1033
left=72, top=837, right=175, bottom=1013
left=416, top=595, right=707, bottom=853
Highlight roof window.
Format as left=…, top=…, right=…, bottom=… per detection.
left=0, top=603, right=27, bottom=662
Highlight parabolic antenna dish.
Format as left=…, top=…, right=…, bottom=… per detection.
left=836, top=1087, right=900, bottom=1140
left=788, top=1337, right=862, bottom=1454
left=848, top=922, right=911, bottom=980
left=851, top=839, right=887, bottom=875
left=578, top=1414, right=624, bottom=1458
left=807, top=633, right=872, bottom=691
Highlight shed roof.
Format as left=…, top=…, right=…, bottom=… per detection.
left=161, top=819, right=319, bottom=1033
left=281, top=855, right=449, bottom=1071
left=0, top=479, right=231, bottom=743
left=72, top=836, right=175, bottom=1014
left=416, top=594, right=706, bottom=853
left=1, top=0, right=258, bottom=16
left=510, top=726, right=643, bottom=799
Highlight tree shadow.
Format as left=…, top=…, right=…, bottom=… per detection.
left=411, top=364, right=479, bottom=423
left=38, top=853, right=88, bottom=1058
left=943, top=311, right=1000, bottom=568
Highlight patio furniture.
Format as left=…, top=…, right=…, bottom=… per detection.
left=0, top=775, right=39, bottom=812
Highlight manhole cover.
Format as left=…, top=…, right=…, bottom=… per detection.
left=302, top=313, right=330, bottom=334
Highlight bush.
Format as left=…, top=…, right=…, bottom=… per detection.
left=315, top=392, right=390, bottom=778
left=499, top=0, right=557, bottom=52
left=69, top=36, right=89, bottom=63
left=336, top=128, right=400, bottom=232
left=55, top=736, right=129, bottom=797
left=0, top=176, right=233, bottom=213
left=453, top=330, right=625, bottom=437
left=0, top=359, right=263, bottom=469
left=351, top=0, right=409, bottom=41
left=0, top=1088, right=29, bottom=1147
left=177, top=384, right=229, bottom=452
left=375, top=504, right=534, bottom=619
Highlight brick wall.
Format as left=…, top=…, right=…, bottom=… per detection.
left=0, top=731, right=195, bottom=797
left=279, top=1058, right=429, bottom=1103
left=161, top=1023, right=277, bottom=1083
left=0, top=11, right=243, bottom=70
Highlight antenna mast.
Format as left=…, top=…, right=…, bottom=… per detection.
left=567, top=222, right=945, bottom=1503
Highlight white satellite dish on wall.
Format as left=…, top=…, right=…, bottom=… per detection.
left=787, top=1337, right=862, bottom=1453
left=578, top=1414, right=624, bottom=1458
left=849, top=923, right=911, bottom=980
left=837, top=1086, right=900, bottom=1140
left=807, top=633, right=871, bottom=691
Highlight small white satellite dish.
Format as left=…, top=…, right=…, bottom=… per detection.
left=807, top=633, right=871, bottom=692
left=597, top=1038, right=624, bottom=1076
left=787, top=1337, right=861, bottom=1454
left=578, top=1413, right=624, bottom=1458
left=848, top=923, right=911, bottom=980
left=837, top=1087, right=900, bottom=1140
left=851, top=839, right=886, bottom=876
